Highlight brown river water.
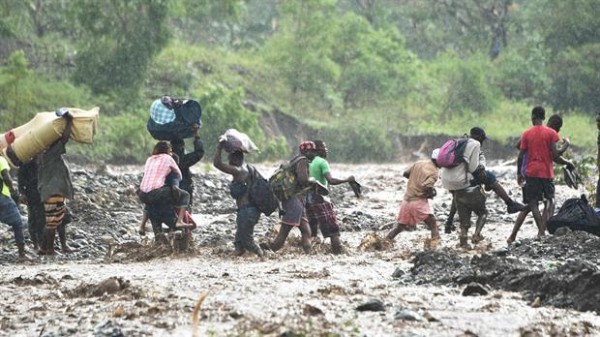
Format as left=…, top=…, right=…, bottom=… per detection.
left=1, top=162, right=598, bottom=337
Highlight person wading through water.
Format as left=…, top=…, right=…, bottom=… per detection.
left=441, top=127, right=488, bottom=248
left=0, top=154, right=30, bottom=261
left=213, top=141, right=264, bottom=258
left=306, top=140, right=355, bottom=254
left=443, top=128, right=526, bottom=233
left=138, top=141, right=191, bottom=235
left=386, top=149, right=441, bottom=245
left=37, top=109, right=76, bottom=255
left=508, top=108, right=564, bottom=242
left=268, top=141, right=316, bottom=254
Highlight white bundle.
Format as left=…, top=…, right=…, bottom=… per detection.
left=218, top=129, right=258, bottom=153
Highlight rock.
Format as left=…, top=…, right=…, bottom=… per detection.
left=462, top=282, right=489, bottom=296
left=394, top=309, right=425, bottom=321
left=422, top=311, right=439, bottom=322
left=356, top=299, right=385, bottom=312
left=92, top=277, right=128, bottom=296
left=391, top=267, right=405, bottom=278
left=530, top=296, right=542, bottom=308
left=554, top=226, right=572, bottom=236
left=303, top=304, right=324, bottom=316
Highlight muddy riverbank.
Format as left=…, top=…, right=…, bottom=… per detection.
left=1, top=162, right=598, bottom=337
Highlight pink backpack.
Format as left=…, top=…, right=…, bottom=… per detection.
left=437, top=138, right=469, bottom=168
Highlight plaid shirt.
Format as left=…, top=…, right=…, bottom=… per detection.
left=150, top=99, right=176, bottom=124
left=140, top=154, right=182, bottom=193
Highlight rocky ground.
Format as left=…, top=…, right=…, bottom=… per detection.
left=1, top=161, right=599, bottom=337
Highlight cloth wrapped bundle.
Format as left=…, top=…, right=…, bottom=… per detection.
left=0, top=107, right=99, bottom=167
left=218, top=129, right=258, bottom=153
left=147, top=99, right=202, bottom=141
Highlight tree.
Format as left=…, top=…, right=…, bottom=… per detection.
left=548, top=44, right=600, bottom=114
left=72, top=0, right=170, bottom=99
left=263, top=0, right=340, bottom=106
left=0, top=50, right=34, bottom=129
left=331, top=13, right=416, bottom=108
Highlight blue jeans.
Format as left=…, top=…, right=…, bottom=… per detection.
left=0, top=196, right=25, bottom=244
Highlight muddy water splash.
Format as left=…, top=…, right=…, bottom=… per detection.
left=0, top=162, right=598, bottom=336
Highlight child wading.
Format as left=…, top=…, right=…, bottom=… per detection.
left=386, top=149, right=441, bottom=244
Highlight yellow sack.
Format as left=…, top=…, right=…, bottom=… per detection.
left=1, top=107, right=99, bottom=166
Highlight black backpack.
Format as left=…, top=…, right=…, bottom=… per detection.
left=247, top=165, right=279, bottom=216
left=547, top=196, right=600, bottom=236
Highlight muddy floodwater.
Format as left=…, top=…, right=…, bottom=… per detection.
left=1, top=162, right=599, bottom=337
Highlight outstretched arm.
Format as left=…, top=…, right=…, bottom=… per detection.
left=324, top=172, right=354, bottom=186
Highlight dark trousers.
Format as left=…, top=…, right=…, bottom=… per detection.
left=235, top=206, right=262, bottom=255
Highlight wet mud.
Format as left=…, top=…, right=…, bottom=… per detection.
left=408, top=230, right=600, bottom=312
left=1, top=162, right=599, bottom=336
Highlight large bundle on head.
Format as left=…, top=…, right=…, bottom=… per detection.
left=147, top=98, right=202, bottom=141
left=0, top=107, right=99, bottom=167
left=218, top=129, right=258, bottom=153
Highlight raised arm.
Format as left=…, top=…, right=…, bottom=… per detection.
left=213, top=142, right=244, bottom=180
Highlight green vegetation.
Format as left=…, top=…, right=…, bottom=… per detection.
left=0, top=0, right=598, bottom=164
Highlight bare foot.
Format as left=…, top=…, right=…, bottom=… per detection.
left=471, top=234, right=485, bottom=243
left=506, top=236, right=516, bottom=245
left=175, top=221, right=192, bottom=229
left=61, top=246, right=77, bottom=254
left=38, top=249, right=56, bottom=256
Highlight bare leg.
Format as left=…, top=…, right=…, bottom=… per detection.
left=298, top=221, right=312, bottom=254
left=507, top=209, right=530, bottom=244
left=270, top=224, right=293, bottom=252
left=330, top=234, right=342, bottom=254
left=423, top=215, right=440, bottom=240
left=58, top=222, right=76, bottom=253
left=472, top=212, right=488, bottom=243
left=541, top=198, right=555, bottom=230
left=139, top=210, right=149, bottom=235
left=175, top=208, right=188, bottom=228
left=529, top=200, right=545, bottom=237
left=492, top=182, right=526, bottom=213
left=386, top=223, right=406, bottom=241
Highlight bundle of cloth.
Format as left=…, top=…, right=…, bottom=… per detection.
left=147, top=96, right=202, bottom=141
left=0, top=107, right=99, bottom=167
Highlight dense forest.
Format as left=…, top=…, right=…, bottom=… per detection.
left=0, top=0, right=598, bottom=163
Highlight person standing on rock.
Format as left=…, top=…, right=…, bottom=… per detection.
left=37, top=110, right=76, bottom=255
left=306, top=140, right=355, bottom=254
left=443, top=128, right=525, bottom=233
left=213, top=141, right=264, bottom=258
left=170, top=124, right=204, bottom=212
left=0, top=154, right=29, bottom=261
left=440, top=127, right=488, bottom=248
left=139, top=141, right=190, bottom=231
left=268, top=141, right=316, bottom=254
left=386, top=149, right=441, bottom=244
left=508, top=109, right=567, bottom=243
